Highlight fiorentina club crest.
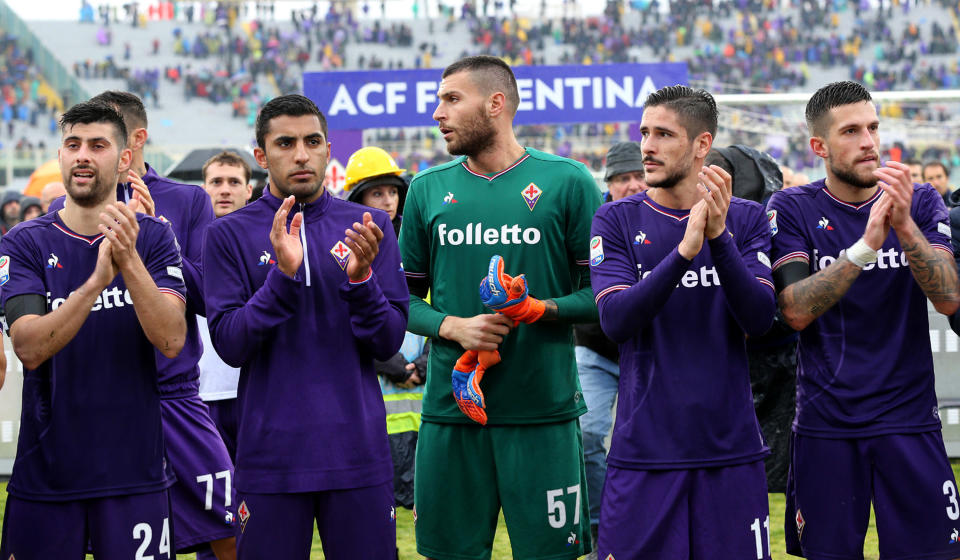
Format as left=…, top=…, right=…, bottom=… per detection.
left=521, top=183, right=542, bottom=211
left=796, top=509, right=805, bottom=540
left=330, top=240, right=352, bottom=270
left=238, top=501, right=250, bottom=533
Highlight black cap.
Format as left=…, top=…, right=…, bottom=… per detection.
left=604, top=141, right=644, bottom=182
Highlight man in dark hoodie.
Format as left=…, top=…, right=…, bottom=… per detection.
left=18, top=196, right=43, bottom=222
left=0, top=190, right=22, bottom=234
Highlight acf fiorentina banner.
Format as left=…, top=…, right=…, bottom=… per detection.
left=303, top=63, right=688, bottom=130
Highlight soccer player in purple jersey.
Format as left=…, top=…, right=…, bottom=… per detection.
left=0, top=101, right=187, bottom=558
left=768, top=81, right=960, bottom=559
left=47, top=91, right=237, bottom=559
left=203, top=95, right=408, bottom=559
left=589, top=86, right=776, bottom=559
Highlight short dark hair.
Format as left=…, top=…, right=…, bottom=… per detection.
left=442, top=55, right=520, bottom=115
left=203, top=151, right=252, bottom=184
left=643, top=85, right=718, bottom=138
left=60, top=101, right=128, bottom=149
left=805, top=81, right=872, bottom=137
left=255, top=94, right=328, bottom=149
left=89, top=90, right=148, bottom=130
left=905, top=159, right=923, bottom=167
left=923, top=160, right=950, bottom=178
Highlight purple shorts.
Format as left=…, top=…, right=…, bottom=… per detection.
left=1, top=490, right=172, bottom=559
left=161, top=395, right=236, bottom=551
left=205, top=398, right=239, bottom=462
left=599, top=461, right=771, bottom=560
left=785, top=431, right=960, bottom=560
left=235, top=481, right=396, bottom=560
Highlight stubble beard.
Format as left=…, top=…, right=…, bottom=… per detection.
left=645, top=146, right=695, bottom=191
left=830, top=158, right=878, bottom=190
left=446, top=107, right=496, bottom=158
left=65, top=168, right=118, bottom=208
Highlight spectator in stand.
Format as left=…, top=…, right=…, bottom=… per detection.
left=1, top=190, right=22, bottom=235
left=18, top=197, right=42, bottom=222
left=40, top=182, right=66, bottom=213
left=906, top=159, right=924, bottom=185
left=922, top=160, right=954, bottom=207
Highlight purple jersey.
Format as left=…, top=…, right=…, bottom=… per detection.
left=767, top=181, right=952, bottom=437
left=203, top=188, right=408, bottom=494
left=0, top=212, right=185, bottom=500
left=49, top=163, right=215, bottom=396
left=590, top=193, right=775, bottom=469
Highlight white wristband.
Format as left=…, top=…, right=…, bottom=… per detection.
left=845, top=238, right=878, bottom=268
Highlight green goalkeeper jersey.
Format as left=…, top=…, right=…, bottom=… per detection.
left=399, top=147, right=602, bottom=425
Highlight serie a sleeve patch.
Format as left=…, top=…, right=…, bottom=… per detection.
left=590, top=236, right=604, bottom=266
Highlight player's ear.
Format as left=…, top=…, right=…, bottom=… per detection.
left=118, top=147, right=133, bottom=175
left=810, top=136, right=828, bottom=159
left=130, top=127, right=148, bottom=151
left=694, top=131, right=713, bottom=159
left=253, top=147, right=268, bottom=169
left=488, top=91, right=505, bottom=118
left=244, top=184, right=253, bottom=202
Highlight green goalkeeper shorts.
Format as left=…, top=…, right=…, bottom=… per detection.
left=414, top=419, right=591, bottom=560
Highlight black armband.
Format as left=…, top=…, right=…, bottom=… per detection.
left=5, top=294, right=47, bottom=330
left=772, top=261, right=810, bottom=292
left=407, top=275, right=429, bottom=299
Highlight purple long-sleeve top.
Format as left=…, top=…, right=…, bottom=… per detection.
left=202, top=187, right=408, bottom=493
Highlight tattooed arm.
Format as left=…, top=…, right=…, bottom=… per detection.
left=776, top=256, right=862, bottom=331
left=896, top=220, right=960, bottom=315
left=775, top=191, right=893, bottom=331
left=877, top=161, right=960, bottom=316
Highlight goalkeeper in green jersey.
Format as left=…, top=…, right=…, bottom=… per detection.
left=398, top=55, right=602, bottom=560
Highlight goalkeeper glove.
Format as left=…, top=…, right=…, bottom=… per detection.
left=451, top=349, right=501, bottom=425
left=478, top=255, right=546, bottom=324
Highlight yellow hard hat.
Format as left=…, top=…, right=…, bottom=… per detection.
left=344, top=146, right=406, bottom=192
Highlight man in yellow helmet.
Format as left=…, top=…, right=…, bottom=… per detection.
left=344, top=146, right=426, bottom=510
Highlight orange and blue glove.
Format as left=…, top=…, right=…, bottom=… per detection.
left=479, top=255, right=546, bottom=324
left=451, top=349, right=501, bottom=425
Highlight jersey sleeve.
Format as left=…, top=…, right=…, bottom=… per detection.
left=0, top=229, right=45, bottom=305
left=766, top=190, right=811, bottom=270
left=589, top=203, right=692, bottom=343
left=202, top=219, right=299, bottom=367
left=338, top=211, right=409, bottom=361
left=139, top=218, right=187, bottom=304
left=180, top=187, right=216, bottom=314
left=552, top=163, right=602, bottom=323
left=707, top=201, right=776, bottom=336
left=398, top=177, right=447, bottom=338
left=912, top=183, right=953, bottom=255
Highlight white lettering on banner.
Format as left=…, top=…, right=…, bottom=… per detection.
left=327, top=75, right=665, bottom=118
left=565, top=77, right=590, bottom=109
left=416, top=81, right=437, bottom=113
left=536, top=78, right=564, bottom=110
left=329, top=84, right=358, bottom=115
left=437, top=223, right=542, bottom=246
left=357, top=82, right=385, bottom=115
left=386, top=82, right=407, bottom=114
left=517, top=78, right=533, bottom=112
